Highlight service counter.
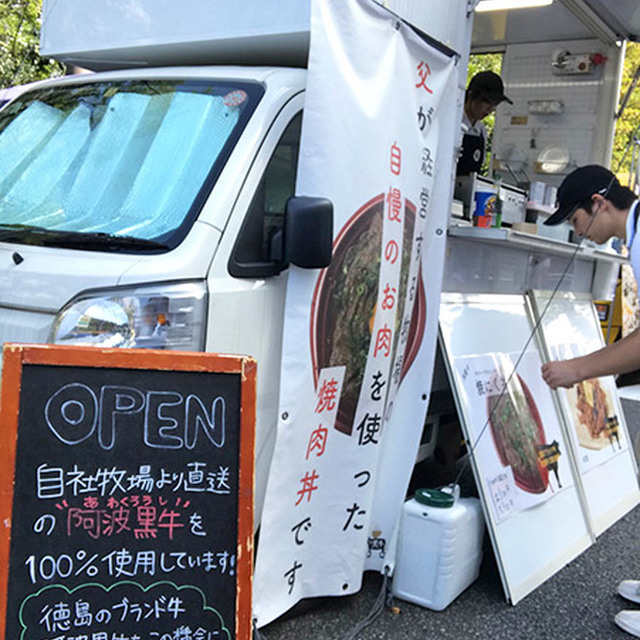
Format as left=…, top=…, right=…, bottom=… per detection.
left=442, top=223, right=626, bottom=299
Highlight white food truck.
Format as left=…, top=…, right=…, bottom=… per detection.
left=0, top=0, right=637, bottom=529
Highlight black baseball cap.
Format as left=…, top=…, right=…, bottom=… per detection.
left=544, top=165, right=618, bottom=226
left=468, top=71, right=513, bottom=105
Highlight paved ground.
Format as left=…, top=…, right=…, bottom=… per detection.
left=262, top=504, right=640, bottom=639
left=258, top=394, right=640, bottom=640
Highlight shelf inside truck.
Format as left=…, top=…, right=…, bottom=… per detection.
left=447, top=224, right=627, bottom=264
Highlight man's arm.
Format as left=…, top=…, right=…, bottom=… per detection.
left=541, top=327, right=640, bottom=389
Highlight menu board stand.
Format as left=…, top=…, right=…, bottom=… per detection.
left=439, top=293, right=593, bottom=605
left=0, top=343, right=256, bottom=640
left=527, top=290, right=640, bottom=536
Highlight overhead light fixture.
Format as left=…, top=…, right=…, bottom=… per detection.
left=475, top=0, right=554, bottom=12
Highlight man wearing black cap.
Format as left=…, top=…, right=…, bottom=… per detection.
left=540, top=164, right=640, bottom=638
left=541, top=165, right=638, bottom=388
left=456, top=70, right=513, bottom=177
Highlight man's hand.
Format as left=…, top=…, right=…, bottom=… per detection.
left=541, top=359, right=582, bottom=389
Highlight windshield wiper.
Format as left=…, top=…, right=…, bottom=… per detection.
left=0, top=224, right=169, bottom=252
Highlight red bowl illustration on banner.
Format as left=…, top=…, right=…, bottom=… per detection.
left=487, top=375, right=549, bottom=494
left=310, top=193, right=427, bottom=435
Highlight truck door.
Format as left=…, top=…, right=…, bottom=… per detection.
left=204, top=94, right=304, bottom=520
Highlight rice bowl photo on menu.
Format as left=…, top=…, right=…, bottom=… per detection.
left=566, top=378, right=621, bottom=451
left=487, top=369, right=551, bottom=494
left=452, top=350, right=573, bottom=522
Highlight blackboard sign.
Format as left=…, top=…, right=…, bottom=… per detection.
left=0, top=344, right=256, bottom=640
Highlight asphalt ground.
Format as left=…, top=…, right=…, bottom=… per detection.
left=259, top=394, right=640, bottom=640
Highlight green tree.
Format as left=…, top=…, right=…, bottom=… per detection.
left=0, top=0, right=63, bottom=88
left=613, top=42, right=640, bottom=182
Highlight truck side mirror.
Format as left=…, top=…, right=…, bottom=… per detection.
left=284, top=196, right=333, bottom=269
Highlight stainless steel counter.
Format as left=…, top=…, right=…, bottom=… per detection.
left=443, top=224, right=626, bottom=299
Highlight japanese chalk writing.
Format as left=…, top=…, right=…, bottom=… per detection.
left=37, top=463, right=232, bottom=499
left=25, top=548, right=236, bottom=585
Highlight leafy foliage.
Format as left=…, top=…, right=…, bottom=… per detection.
left=0, top=0, right=63, bottom=88
left=613, top=42, right=640, bottom=181
left=466, top=53, right=504, bottom=82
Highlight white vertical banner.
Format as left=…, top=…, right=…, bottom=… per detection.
left=253, top=0, right=456, bottom=626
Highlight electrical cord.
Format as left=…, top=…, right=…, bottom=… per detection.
left=253, top=619, right=268, bottom=640
left=453, top=177, right=615, bottom=488
left=252, top=568, right=393, bottom=640
left=340, top=567, right=392, bottom=640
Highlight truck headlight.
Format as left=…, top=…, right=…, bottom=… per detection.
left=49, top=281, right=207, bottom=351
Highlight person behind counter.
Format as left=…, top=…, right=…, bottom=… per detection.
left=457, top=70, right=512, bottom=177
left=539, top=164, right=640, bottom=639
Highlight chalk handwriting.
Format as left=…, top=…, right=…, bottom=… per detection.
left=36, top=463, right=232, bottom=498
left=44, top=383, right=226, bottom=450
left=25, top=549, right=236, bottom=584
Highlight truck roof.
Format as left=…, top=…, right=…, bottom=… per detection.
left=24, top=66, right=305, bottom=85
left=4, top=66, right=307, bottom=99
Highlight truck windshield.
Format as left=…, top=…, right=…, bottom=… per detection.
left=0, top=78, right=262, bottom=252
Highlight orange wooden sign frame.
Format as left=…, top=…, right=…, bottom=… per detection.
left=0, top=343, right=256, bottom=640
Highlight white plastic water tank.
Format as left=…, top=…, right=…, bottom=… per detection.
left=392, top=486, right=485, bottom=611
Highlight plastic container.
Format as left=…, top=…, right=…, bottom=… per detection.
left=544, top=184, right=558, bottom=207
left=529, top=180, right=547, bottom=204
left=473, top=188, right=500, bottom=228
left=392, top=486, right=485, bottom=611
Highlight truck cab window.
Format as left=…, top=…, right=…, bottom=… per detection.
left=0, top=79, right=262, bottom=252
left=230, top=112, right=302, bottom=277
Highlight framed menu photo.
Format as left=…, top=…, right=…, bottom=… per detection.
left=528, top=290, right=640, bottom=536
left=0, top=344, right=256, bottom=640
left=439, top=293, right=592, bottom=605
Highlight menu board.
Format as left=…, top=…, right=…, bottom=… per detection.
left=452, top=349, right=575, bottom=522
left=0, top=344, right=256, bottom=640
left=439, top=293, right=592, bottom=605
left=528, top=290, right=640, bottom=536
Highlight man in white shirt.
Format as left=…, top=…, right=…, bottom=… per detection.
left=540, top=164, right=640, bottom=638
